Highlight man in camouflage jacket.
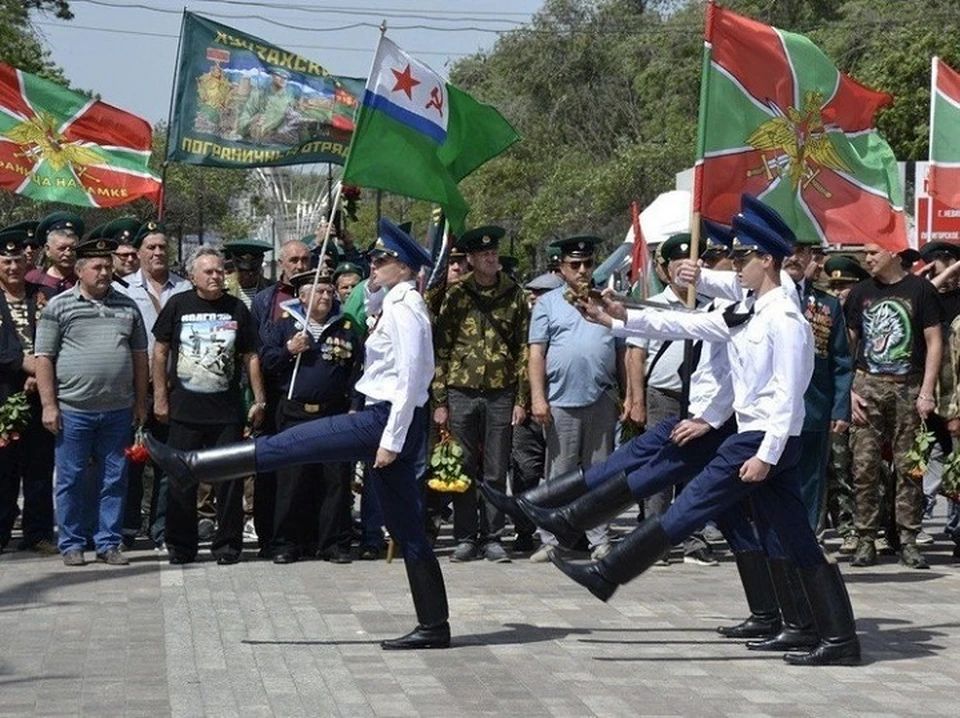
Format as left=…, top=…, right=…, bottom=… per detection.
left=432, top=226, right=529, bottom=563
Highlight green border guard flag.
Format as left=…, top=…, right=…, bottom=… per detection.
left=167, top=12, right=364, bottom=168
left=342, top=35, right=519, bottom=233
left=695, top=2, right=906, bottom=251
left=0, top=62, right=160, bottom=207
left=929, top=57, right=960, bottom=208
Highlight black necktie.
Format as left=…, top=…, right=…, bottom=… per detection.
left=722, top=302, right=754, bottom=328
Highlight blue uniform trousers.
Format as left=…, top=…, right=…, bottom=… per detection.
left=797, top=429, right=829, bottom=531
left=255, top=402, right=434, bottom=562
left=583, top=416, right=767, bottom=554
left=660, top=432, right=824, bottom=567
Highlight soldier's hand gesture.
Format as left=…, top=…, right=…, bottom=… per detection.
left=739, top=456, right=771, bottom=483
left=674, top=259, right=701, bottom=288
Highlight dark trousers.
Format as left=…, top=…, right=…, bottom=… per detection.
left=447, top=387, right=515, bottom=544
left=0, top=406, right=54, bottom=549
left=585, top=415, right=765, bottom=554
left=797, top=429, right=829, bottom=531
left=272, top=402, right=351, bottom=557
left=660, top=432, right=824, bottom=567
left=510, top=416, right=546, bottom=538
left=166, top=420, right=244, bottom=561
left=147, top=421, right=169, bottom=547
left=256, top=403, right=435, bottom=562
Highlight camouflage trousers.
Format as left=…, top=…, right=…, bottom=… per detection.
left=849, top=372, right=925, bottom=543
left=819, top=429, right=857, bottom=538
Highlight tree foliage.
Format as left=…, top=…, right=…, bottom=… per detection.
left=449, top=0, right=960, bottom=274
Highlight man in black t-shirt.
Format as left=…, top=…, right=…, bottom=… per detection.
left=153, top=247, right=267, bottom=565
left=844, top=243, right=942, bottom=569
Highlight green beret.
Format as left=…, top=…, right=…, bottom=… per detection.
left=134, top=220, right=166, bottom=248
left=458, top=225, right=505, bottom=253
left=919, top=241, right=960, bottom=262
left=499, top=255, right=519, bottom=274
left=823, top=255, right=869, bottom=284
left=549, top=235, right=601, bottom=258
left=37, top=211, right=84, bottom=243
left=1, top=220, right=39, bottom=247
left=657, top=233, right=703, bottom=264
left=102, top=217, right=141, bottom=245
left=333, top=261, right=365, bottom=281
left=0, top=231, right=25, bottom=257
left=223, top=239, right=272, bottom=270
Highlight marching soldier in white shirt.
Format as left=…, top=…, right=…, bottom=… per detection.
left=550, top=195, right=860, bottom=667
left=145, top=218, right=451, bottom=651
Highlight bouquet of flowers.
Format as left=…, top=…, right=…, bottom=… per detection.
left=905, top=419, right=937, bottom=480
left=0, top=392, right=30, bottom=448
left=124, top=425, right=150, bottom=464
left=426, top=429, right=471, bottom=493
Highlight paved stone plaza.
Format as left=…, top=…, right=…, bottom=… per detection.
left=2, top=522, right=959, bottom=717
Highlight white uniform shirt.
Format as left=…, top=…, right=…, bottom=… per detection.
left=611, top=288, right=813, bottom=465
left=355, top=280, right=434, bottom=452
left=686, top=331, right=735, bottom=428
left=627, top=286, right=713, bottom=393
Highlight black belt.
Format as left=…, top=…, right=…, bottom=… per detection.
left=281, top=397, right=344, bottom=416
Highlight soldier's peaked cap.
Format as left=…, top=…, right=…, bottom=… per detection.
left=730, top=194, right=795, bottom=259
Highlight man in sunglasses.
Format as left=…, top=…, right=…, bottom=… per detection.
left=526, top=235, right=622, bottom=562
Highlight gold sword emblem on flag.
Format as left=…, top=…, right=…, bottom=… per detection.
left=745, top=91, right=851, bottom=198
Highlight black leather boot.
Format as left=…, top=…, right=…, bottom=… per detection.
left=145, top=434, right=256, bottom=492
left=550, top=518, right=669, bottom=602
left=519, top=472, right=632, bottom=549
left=381, top=558, right=451, bottom=650
left=784, top=562, right=860, bottom=666
left=717, top=550, right=781, bottom=639
left=479, top=467, right=587, bottom=523
left=746, top=558, right=819, bottom=651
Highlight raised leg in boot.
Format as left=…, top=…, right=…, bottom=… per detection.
left=479, top=466, right=587, bottom=523
left=549, top=518, right=670, bottom=602
left=519, top=471, right=632, bottom=549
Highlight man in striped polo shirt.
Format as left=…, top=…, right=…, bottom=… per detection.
left=35, top=237, right=149, bottom=567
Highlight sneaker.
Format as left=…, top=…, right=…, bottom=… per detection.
left=198, top=518, right=216, bottom=542
left=684, top=547, right=719, bottom=566
left=450, top=541, right=478, bottom=562
left=653, top=557, right=670, bottom=566
left=96, top=547, right=129, bottom=566
left=916, top=529, right=935, bottom=546
left=483, top=542, right=511, bottom=563
left=851, top=539, right=877, bottom=567
left=838, top=535, right=859, bottom=554
left=242, top=518, right=257, bottom=540
left=899, top=543, right=929, bottom=569
left=590, top=543, right=612, bottom=561
left=24, top=538, right=59, bottom=556
left=62, top=550, right=85, bottom=567
left=874, top=536, right=896, bottom=556
left=529, top=544, right=554, bottom=563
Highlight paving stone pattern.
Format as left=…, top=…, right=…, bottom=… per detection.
left=2, top=526, right=959, bottom=717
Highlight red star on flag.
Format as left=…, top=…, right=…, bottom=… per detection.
left=391, top=64, right=420, bottom=100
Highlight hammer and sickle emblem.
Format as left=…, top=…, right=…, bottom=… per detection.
left=425, top=85, right=444, bottom=118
